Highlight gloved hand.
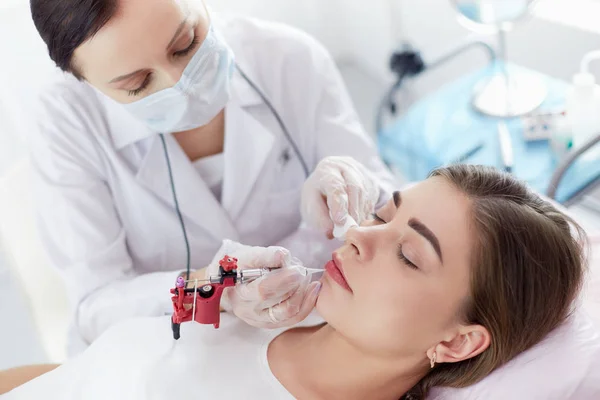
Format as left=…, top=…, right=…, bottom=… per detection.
left=301, top=156, right=380, bottom=239
left=206, top=240, right=322, bottom=329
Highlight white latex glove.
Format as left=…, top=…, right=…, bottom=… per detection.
left=301, top=156, right=379, bottom=239
left=207, top=240, right=322, bottom=329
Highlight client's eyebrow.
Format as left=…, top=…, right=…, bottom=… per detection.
left=408, top=218, right=443, bottom=263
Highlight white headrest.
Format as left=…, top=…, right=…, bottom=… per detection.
left=429, top=310, right=600, bottom=399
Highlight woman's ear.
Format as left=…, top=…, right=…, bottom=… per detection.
left=431, top=325, right=491, bottom=364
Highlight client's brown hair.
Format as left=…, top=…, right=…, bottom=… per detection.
left=404, top=165, right=587, bottom=399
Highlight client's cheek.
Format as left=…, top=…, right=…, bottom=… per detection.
left=352, top=311, right=407, bottom=356
left=315, top=290, right=357, bottom=334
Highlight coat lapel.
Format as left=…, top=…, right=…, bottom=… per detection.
left=133, top=65, right=272, bottom=239
left=135, top=134, right=239, bottom=242
left=221, top=101, right=276, bottom=221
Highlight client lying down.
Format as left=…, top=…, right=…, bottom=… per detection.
left=1, top=165, right=586, bottom=399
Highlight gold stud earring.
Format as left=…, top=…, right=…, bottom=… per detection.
left=430, top=352, right=437, bottom=369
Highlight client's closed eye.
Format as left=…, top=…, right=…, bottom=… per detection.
left=398, top=244, right=418, bottom=270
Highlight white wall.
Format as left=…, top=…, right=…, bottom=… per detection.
left=209, top=0, right=403, bottom=81
left=320, top=0, right=403, bottom=77
left=209, top=0, right=322, bottom=39
left=0, top=3, right=55, bottom=174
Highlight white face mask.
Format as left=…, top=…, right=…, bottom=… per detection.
left=124, top=25, right=235, bottom=133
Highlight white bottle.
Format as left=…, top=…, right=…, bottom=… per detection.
left=566, top=72, right=600, bottom=160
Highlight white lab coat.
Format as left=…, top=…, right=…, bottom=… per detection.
left=28, top=14, right=395, bottom=354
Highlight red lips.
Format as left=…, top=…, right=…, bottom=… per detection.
left=324, top=253, right=352, bottom=293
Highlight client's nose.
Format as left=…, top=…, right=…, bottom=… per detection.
left=345, top=226, right=375, bottom=263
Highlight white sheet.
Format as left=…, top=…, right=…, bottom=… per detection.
left=2, top=314, right=301, bottom=400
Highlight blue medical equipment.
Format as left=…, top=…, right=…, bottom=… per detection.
left=377, top=50, right=600, bottom=205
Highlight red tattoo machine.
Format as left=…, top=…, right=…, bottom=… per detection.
left=169, top=255, right=273, bottom=340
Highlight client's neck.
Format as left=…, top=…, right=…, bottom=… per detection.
left=269, top=324, right=427, bottom=400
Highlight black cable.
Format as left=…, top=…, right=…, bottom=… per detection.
left=375, top=72, right=407, bottom=135
left=235, top=64, right=310, bottom=178
left=160, top=66, right=307, bottom=282
left=159, top=133, right=191, bottom=280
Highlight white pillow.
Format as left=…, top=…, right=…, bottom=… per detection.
left=429, top=310, right=600, bottom=399
left=0, top=2, right=61, bottom=148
